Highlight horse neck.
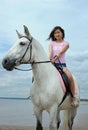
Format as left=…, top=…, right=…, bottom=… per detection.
left=31, top=38, right=53, bottom=82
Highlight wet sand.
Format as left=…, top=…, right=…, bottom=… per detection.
left=0, top=100, right=88, bottom=130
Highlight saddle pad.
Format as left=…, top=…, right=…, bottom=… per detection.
left=57, top=70, right=79, bottom=94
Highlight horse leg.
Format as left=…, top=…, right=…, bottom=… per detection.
left=56, top=110, right=61, bottom=129
left=62, top=110, right=69, bottom=130
left=49, top=105, right=58, bottom=130
left=63, top=108, right=77, bottom=130
left=33, top=106, right=43, bottom=130
left=68, top=107, right=77, bottom=130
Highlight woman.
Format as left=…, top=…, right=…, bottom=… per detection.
left=48, top=26, right=78, bottom=107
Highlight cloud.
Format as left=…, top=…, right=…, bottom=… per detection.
left=0, top=0, right=88, bottom=98
left=1, top=49, right=88, bottom=98
left=0, top=57, right=32, bottom=97
left=66, top=51, right=88, bottom=97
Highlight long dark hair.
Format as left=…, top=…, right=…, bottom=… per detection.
left=47, top=26, right=65, bottom=41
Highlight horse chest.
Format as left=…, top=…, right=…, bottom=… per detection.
left=32, top=97, right=47, bottom=111
left=31, top=91, right=46, bottom=106
left=30, top=82, right=58, bottom=109
left=30, top=86, right=54, bottom=109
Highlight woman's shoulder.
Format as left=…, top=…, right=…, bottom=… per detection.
left=63, top=41, right=69, bottom=46
left=49, top=41, right=69, bottom=46
left=49, top=41, right=55, bottom=46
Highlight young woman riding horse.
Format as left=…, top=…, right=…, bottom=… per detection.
left=2, top=25, right=80, bottom=130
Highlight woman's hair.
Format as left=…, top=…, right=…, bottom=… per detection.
left=47, top=26, right=65, bottom=41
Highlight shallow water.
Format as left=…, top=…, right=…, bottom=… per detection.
left=0, top=98, right=88, bottom=126
left=0, top=98, right=50, bottom=126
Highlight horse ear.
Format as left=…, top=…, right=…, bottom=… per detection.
left=16, top=30, right=23, bottom=38
left=23, top=25, right=31, bottom=37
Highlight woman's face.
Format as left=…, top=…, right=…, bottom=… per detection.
left=54, top=29, right=63, bottom=40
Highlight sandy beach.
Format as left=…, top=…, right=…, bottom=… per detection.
left=0, top=99, right=88, bottom=130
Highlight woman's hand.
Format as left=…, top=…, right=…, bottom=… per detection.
left=51, top=55, right=59, bottom=64
left=51, top=58, right=56, bottom=64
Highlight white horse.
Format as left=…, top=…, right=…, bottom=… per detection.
left=2, top=25, right=80, bottom=130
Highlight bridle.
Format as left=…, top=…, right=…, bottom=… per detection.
left=19, top=36, right=33, bottom=64
left=15, top=36, right=51, bottom=71
left=14, top=36, right=33, bottom=71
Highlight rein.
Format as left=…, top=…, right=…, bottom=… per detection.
left=14, top=67, right=32, bottom=71
left=15, top=60, right=51, bottom=71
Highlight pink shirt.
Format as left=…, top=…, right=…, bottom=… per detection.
left=50, top=41, right=69, bottom=63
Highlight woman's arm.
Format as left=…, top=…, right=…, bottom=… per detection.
left=51, top=43, right=69, bottom=63
left=57, top=43, right=69, bottom=58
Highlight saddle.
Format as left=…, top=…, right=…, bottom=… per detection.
left=54, top=64, right=73, bottom=98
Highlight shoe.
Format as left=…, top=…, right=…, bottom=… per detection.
left=71, top=97, right=79, bottom=107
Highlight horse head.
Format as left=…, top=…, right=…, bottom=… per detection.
left=2, top=25, right=33, bottom=71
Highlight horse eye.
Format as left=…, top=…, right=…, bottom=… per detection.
left=20, top=42, right=25, bottom=46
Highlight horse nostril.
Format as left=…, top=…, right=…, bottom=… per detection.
left=2, top=58, right=15, bottom=71
left=2, top=58, right=9, bottom=66
left=4, top=59, right=8, bottom=64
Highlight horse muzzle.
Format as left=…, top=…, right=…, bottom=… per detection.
left=2, top=57, right=16, bottom=71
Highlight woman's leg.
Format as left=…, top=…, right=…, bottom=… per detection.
left=63, top=67, right=78, bottom=107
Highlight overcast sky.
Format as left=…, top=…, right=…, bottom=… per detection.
left=0, top=0, right=88, bottom=98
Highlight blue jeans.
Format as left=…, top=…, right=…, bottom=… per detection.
left=54, top=63, right=66, bottom=69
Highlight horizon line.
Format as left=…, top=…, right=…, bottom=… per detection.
left=0, top=97, right=87, bottom=102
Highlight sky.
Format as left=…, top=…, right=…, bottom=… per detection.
left=0, top=0, right=88, bottom=98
